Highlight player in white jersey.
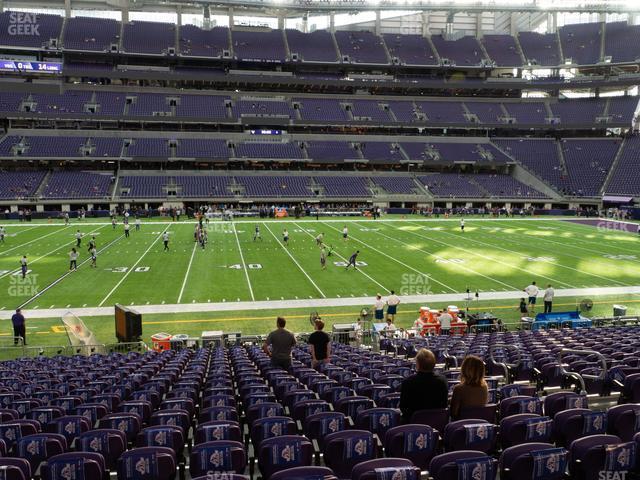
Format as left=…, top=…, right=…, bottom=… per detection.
left=283, top=229, right=289, bottom=246
left=69, top=248, right=78, bottom=271
left=0, top=226, right=5, bottom=243
left=20, top=256, right=28, bottom=278
left=75, top=230, right=82, bottom=247
left=163, top=231, right=170, bottom=251
left=460, top=219, right=465, bottom=233
left=342, top=226, right=348, bottom=241
left=315, top=233, right=324, bottom=246
left=253, top=225, right=262, bottom=242
left=90, top=247, right=97, bottom=268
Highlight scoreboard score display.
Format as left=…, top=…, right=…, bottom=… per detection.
left=0, top=60, right=62, bottom=73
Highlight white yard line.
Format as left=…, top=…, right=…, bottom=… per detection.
left=0, top=225, right=109, bottom=280
left=177, top=242, right=198, bottom=304
left=98, top=226, right=170, bottom=307
left=489, top=219, right=640, bottom=265
left=322, top=222, right=457, bottom=293
left=375, top=224, right=519, bottom=291
left=232, top=222, right=255, bottom=302
left=396, top=220, right=578, bottom=289
left=293, top=221, right=391, bottom=294
left=413, top=221, right=630, bottom=287
left=536, top=219, right=640, bottom=255
left=7, top=284, right=640, bottom=319
left=0, top=226, right=68, bottom=257
left=263, top=222, right=326, bottom=298
left=18, top=233, right=125, bottom=309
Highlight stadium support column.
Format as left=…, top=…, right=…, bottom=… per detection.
left=229, top=8, right=234, bottom=28
left=476, top=13, right=483, bottom=39
left=278, top=13, right=285, bottom=30
left=546, top=12, right=556, bottom=33
left=64, top=0, right=70, bottom=18
left=302, top=13, right=308, bottom=33
left=329, top=11, right=335, bottom=33
left=509, top=13, right=517, bottom=36
left=375, top=10, right=381, bottom=36
left=421, top=12, right=429, bottom=37
left=121, top=1, right=128, bottom=24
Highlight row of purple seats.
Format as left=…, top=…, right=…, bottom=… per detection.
left=1, top=90, right=635, bottom=126
left=606, top=136, right=640, bottom=196
left=41, top=172, right=112, bottom=199
left=2, top=12, right=640, bottom=68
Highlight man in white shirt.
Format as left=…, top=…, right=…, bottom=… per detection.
left=386, top=290, right=401, bottom=322
left=543, top=284, right=555, bottom=314
left=373, top=294, right=385, bottom=321
left=524, top=281, right=540, bottom=313
left=438, top=309, right=453, bottom=335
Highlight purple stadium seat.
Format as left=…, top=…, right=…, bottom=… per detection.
left=383, top=424, right=439, bottom=470
left=410, top=408, right=449, bottom=433
left=323, top=430, right=376, bottom=478
left=0, top=458, right=31, bottom=480
left=429, top=451, right=497, bottom=480
left=17, top=433, right=67, bottom=473
left=250, top=416, right=297, bottom=448
left=189, top=440, right=246, bottom=476
left=569, top=434, right=626, bottom=480
left=499, top=414, right=552, bottom=448
left=41, top=452, right=105, bottom=480
left=136, top=425, right=184, bottom=458
left=499, top=443, right=565, bottom=480
left=117, top=446, right=176, bottom=480
left=351, top=458, right=419, bottom=480
left=76, top=429, right=126, bottom=470
left=443, top=419, right=497, bottom=453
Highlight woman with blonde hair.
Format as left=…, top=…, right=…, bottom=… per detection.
left=450, top=355, right=489, bottom=419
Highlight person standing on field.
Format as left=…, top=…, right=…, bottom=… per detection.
left=544, top=284, right=554, bottom=314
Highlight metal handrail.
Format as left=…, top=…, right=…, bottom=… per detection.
left=558, top=348, right=608, bottom=395
left=442, top=340, right=468, bottom=369
left=489, top=343, right=523, bottom=383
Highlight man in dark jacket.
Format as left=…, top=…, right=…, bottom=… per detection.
left=399, top=348, right=448, bottom=423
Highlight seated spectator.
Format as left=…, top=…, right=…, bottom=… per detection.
left=399, top=348, right=448, bottom=423
left=450, top=355, right=488, bottom=419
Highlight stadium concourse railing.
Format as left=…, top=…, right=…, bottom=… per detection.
left=0, top=340, right=148, bottom=361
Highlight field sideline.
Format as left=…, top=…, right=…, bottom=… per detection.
left=0, top=215, right=638, bottom=320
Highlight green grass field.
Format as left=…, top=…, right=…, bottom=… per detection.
left=0, top=215, right=638, bottom=348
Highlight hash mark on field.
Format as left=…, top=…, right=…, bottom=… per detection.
left=66, top=304, right=70, bottom=308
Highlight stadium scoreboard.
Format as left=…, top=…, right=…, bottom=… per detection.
left=0, top=60, right=62, bottom=73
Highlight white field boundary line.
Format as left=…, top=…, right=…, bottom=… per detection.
left=98, top=226, right=171, bottom=307
left=18, top=233, right=126, bottom=310
left=408, top=220, right=632, bottom=288
left=391, top=221, right=577, bottom=289
left=177, top=241, right=198, bottom=304
left=488, top=219, right=640, bottom=265
left=0, top=226, right=70, bottom=257
left=322, top=221, right=457, bottom=294
left=374, top=223, right=519, bottom=291
left=293, top=222, right=392, bottom=294
left=0, top=225, right=109, bottom=280
left=263, top=222, right=326, bottom=299
left=232, top=221, right=255, bottom=302
left=7, top=284, right=640, bottom=319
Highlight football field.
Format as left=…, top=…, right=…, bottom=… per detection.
left=0, top=216, right=638, bottom=316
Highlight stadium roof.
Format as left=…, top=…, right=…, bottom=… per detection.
left=7, top=0, right=640, bottom=14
